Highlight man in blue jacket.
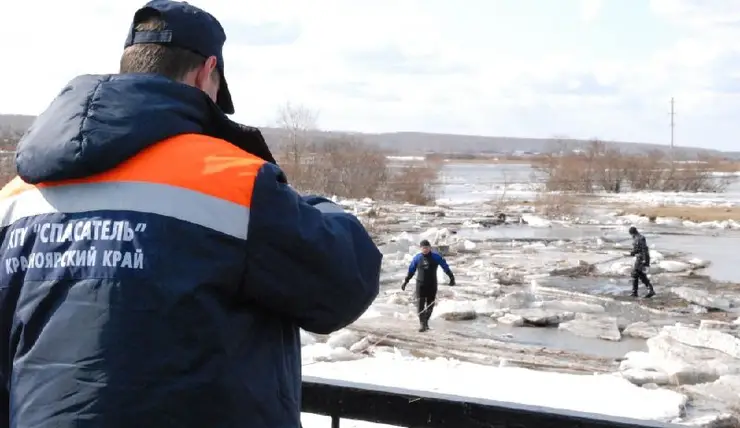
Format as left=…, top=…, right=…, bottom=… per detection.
left=0, top=1, right=381, bottom=427
left=402, top=239, right=455, bottom=332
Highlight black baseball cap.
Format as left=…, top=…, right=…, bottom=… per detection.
left=124, top=0, right=235, bottom=114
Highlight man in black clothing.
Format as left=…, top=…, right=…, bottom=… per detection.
left=626, top=227, right=656, bottom=298
left=402, top=240, right=455, bottom=332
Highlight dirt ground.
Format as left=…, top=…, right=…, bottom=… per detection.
left=622, top=205, right=740, bottom=223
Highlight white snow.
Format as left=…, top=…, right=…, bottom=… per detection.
left=301, top=354, right=688, bottom=427
left=461, top=239, right=477, bottom=251
left=682, top=219, right=740, bottom=230
left=359, top=308, right=383, bottom=320
left=326, top=330, right=362, bottom=349
left=386, top=155, right=425, bottom=161
left=618, top=323, right=740, bottom=389
left=301, top=343, right=362, bottom=363
left=599, top=260, right=633, bottom=276
left=600, top=191, right=740, bottom=209
left=603, top=213, right=740, bottom=230
left=655, top=217, right=683, bottom=227
left=521, top=214, right=552, bottom=228
left=300, top=329, right=316, bottom=346
left=658, top=260, right=691, bottom=273
left=614, top=214, right=652, bottom=226
left=431, top=299, right=477, bottom=320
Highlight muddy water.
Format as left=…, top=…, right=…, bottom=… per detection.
left=651, top=231, right=740, bottom=283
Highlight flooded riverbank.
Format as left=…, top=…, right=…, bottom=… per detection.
left=302, top=195, right=740, bottom=426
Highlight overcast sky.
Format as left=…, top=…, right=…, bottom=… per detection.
left=1, top=0, right=738, bottom=150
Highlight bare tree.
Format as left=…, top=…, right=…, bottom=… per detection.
left=536, top=136, right=731, bottom=194
left=313, top=136, right=389, bottom=199
left=275, top=101, right=318, bottom=166
left=486, top=170, right=509, bottom=213
left=272, top=102, right=440, bottom=204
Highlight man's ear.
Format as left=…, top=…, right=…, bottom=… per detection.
left=195, top=56, right=219, bottom=94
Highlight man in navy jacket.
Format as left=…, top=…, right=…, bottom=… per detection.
left=0, top=1, right=381, bottom=426
left=402, top=240, right=455, bottom=332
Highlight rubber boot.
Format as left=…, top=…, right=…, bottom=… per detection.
left=645, top=283, right=656, bottom=299
left=630, top=278, right=638, bottom=297
left=418, top=317, right=430, bottom=332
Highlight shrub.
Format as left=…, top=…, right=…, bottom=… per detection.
left=533, top=192, right=581, bottom=219
left=533, top=139, right=732, bottom=193
left=277, top=135, right=440, bottom=205
left=274, top=102, right=440, bottom=204
left=385, top=161, right=441, bottom=205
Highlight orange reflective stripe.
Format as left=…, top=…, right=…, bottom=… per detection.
left=38, top=134, right=266, bottom=208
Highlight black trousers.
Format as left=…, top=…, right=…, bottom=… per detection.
left=631, top=265, right=653, bottom=293
left=416, top=284, right=438, bottom=323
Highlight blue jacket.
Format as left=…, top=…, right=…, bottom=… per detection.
left=405, top=252, right=453, bottom=288
left=0, top=74, right=381, bottom=428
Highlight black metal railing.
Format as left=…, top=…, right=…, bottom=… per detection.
left=302, top=376, right=684, bottom=428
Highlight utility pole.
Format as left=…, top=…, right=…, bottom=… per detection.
left=670, top=97, right=675, bottom=152
left=668, top=97, right=675, bottom=162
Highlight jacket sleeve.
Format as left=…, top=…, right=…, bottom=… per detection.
left=405, top=254, right=420, bottom=282
left=241, top=163, right=382, bottom=334
left=432, top=253, right=453, bottom=277
left=629, top=238, right=638, bottom=256
left=640, top=237, right=650, bottom=263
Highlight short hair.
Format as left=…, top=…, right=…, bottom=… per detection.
left=119, top=16, right=218, bottom=85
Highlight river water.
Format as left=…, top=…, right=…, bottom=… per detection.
left=347, top=162, right=740, bottom=368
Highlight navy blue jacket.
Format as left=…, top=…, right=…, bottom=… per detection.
left=0, top=74, right=381, bottom=428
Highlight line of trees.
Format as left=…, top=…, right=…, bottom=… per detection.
left=533, top=139, right=734, bottom=193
